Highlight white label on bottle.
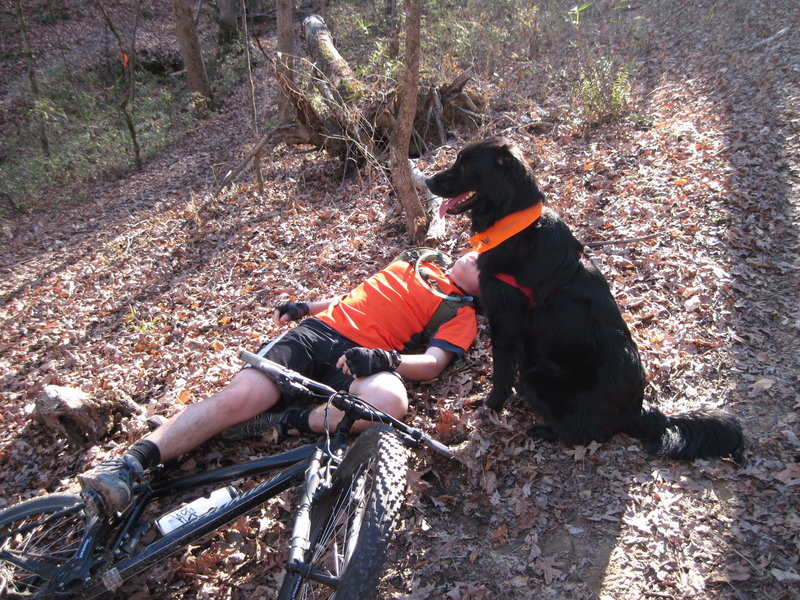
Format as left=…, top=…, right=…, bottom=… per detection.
left=156, top=487, right=235, bottom=535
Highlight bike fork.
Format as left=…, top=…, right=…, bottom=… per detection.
left=284, top=447, right=339, bottom=588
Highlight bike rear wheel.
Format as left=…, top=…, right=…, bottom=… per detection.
left=0, top=493, right=90, bottom=599
left=279, top=425, right=408, bottom=600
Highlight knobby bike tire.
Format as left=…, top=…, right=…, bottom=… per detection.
left=0, top=493, right=89, bottom=599
left=278, top=425, right=409, bottom=600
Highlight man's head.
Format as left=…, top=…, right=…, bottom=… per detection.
left=449, top=251, right=480, bottom=297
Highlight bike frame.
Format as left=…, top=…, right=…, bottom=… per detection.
left=1, top=352, right=451, bottom=598
left=59, top=407, right=362, bottom=596
left=53, top=443, right=322, bottom=596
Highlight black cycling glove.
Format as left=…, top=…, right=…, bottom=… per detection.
left=275, top=302, right=310, bottom=321
left=343, top=347, right=401, bottom=378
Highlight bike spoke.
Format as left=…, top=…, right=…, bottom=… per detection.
left=0, top=499, right=88, bottom=597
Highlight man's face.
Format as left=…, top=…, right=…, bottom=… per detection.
left=449, top=251, right=480, bottom=296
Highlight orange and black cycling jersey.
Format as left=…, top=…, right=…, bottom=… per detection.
left=316, top=259, right=477, bottom=357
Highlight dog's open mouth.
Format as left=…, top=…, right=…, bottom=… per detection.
left=438, top=192, right=476, bottom=217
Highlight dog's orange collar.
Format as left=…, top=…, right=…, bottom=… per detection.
left=469, top=204, right=543, bottom=253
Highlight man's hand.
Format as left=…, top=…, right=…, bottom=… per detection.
left=339, top=347, right=401, bottom=378
left=273, top=302, right=310, bottom=324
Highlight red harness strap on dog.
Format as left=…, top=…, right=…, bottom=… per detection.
left=495, top=273, right=537, bottom=309
left=495, top=250, right=586, bottom=309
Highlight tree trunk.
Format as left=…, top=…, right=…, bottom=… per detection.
left=304, top=15, right=366, bottom=104
left=276, top=0, right=294, bottom=125
left=171, top=0, right=216, bottom=116
left=389, top=0, right=427, bottom=243
left=217, top=0, right=239, bottom=44
left=16, top=0, right=50, bottom=158
left=95, top=0, right=143, bottom=170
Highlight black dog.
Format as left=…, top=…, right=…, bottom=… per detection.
left=427, top=137, right=744, bottom=462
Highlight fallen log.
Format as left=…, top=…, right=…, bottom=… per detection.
left=303, top=15, right=367, bottom=104
left=275, top=15, right=486, bottom=163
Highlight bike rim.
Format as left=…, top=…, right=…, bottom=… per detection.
left=298, top=456, right=376, bottom=599
left=0, top=506, right=88, bottom=597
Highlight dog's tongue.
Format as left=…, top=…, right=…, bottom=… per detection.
left=438, top=193, right=471, bottom=218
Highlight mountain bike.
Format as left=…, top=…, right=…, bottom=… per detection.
left=0, top=351, right=453, bottom=599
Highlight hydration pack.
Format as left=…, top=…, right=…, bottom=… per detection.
left=393, top=247, right=477, bottom=341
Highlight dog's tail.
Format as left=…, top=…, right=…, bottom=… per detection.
left=623, top=407, right=745, bottom=464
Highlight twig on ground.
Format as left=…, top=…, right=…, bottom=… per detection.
left=585, top=233, right=660, bottom=248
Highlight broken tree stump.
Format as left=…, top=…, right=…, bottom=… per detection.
left=34, top=385, right=144, bottom=444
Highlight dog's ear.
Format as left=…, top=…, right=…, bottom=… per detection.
left=495, top=142, right=530, bottom=181
left=494, top=142, right=523, bottom=165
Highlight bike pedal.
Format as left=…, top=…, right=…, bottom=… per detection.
left=79, top=487, right=106, bottom=516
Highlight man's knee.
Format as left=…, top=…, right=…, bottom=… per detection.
left=382, top=391, right=409, bottom=419
left=351, top=373, right=408, bottom=419
left=213, top=368, right=281, bottom=419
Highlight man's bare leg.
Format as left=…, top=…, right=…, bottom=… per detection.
left=79, top=368, right=281, bottom=511
left=147, top=368, right=282, bottom=461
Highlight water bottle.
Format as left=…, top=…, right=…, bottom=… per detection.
left=156, top=486, right=238, bottom=535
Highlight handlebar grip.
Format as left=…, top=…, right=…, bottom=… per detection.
left=240, top=350, right=282, bottom=374
left=422, top=436, right=454, bottom=458
left=239, top=350, right=337, bottom=396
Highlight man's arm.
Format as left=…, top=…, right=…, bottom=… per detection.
left=338, top=346, right=455, bottom=381
left=273, top=298, right=337, bottom=324
left=395, top=346, right=455, bottom=381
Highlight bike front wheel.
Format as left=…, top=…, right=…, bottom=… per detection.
left=279, top=425, right=409, bottom=600
left=0, top=493, right=90, bottom=599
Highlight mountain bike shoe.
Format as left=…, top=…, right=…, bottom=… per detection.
left=78, top=455, right=143, bottom=513
left=219, top=404, right=302, bottom=441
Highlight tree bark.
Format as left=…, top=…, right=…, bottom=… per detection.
left=171, top=0, right=216, bottom=116
left=389, top=0, right=427, bottom=243
left=276, top=0, right=295, bottom=125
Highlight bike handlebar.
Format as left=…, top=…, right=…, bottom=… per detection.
left=240, top=350, right=337, bottom=396
left=238, top=350, right=454, bottom=458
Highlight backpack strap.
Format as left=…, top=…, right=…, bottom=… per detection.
left=393, top=247, right=451, bottom=269
left=423, top=296, right=473, bottom=339
left=393, top=247, right=476, bottom=339
left=395, top=247, right=474, bottom=303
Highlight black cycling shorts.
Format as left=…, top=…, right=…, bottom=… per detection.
left=246, top=318, right=359, bottom=405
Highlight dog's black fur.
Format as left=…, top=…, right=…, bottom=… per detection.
left=427, top=137, right=744, bottom=462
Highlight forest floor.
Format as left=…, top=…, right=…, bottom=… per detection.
left=1, top=1, right=799, bottom=599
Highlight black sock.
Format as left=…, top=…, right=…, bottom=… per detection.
left=125, top=440, right=162, bottom=470
left=283, top=408, right=313, bottom=434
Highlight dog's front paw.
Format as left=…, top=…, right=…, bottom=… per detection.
left=526, top=424, right=558, bottom=442
left=484, top=389, right=508, bottom=411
